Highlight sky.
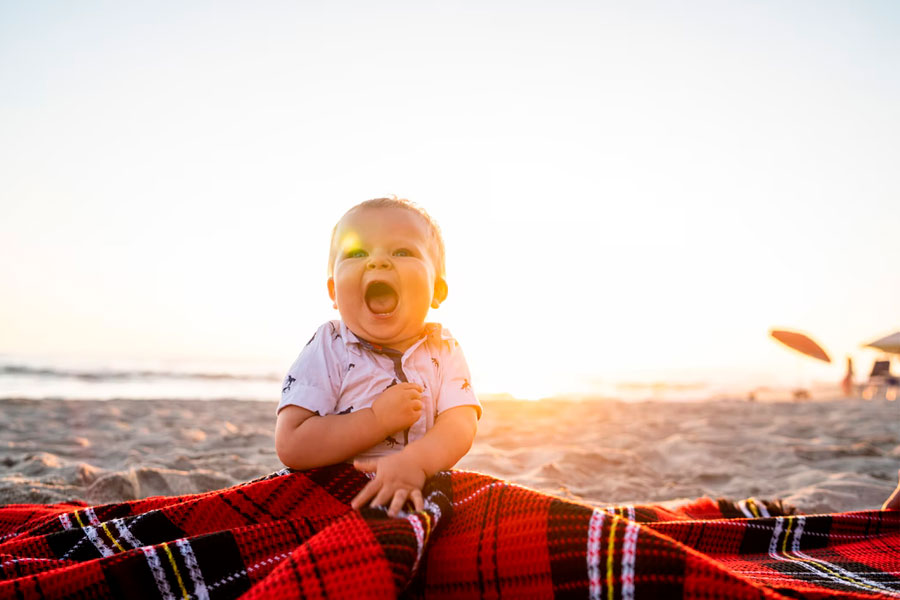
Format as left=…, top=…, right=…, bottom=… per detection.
left=1, top=1, right=898, bottom=399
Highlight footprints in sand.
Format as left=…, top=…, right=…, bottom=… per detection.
left=0, top=398, right=283, bottom=504
left=457, top=397, right=900, bottom=513
left=2, top=396, right=899, bottom=514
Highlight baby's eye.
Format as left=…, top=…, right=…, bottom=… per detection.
left=346, top=249, right=368, bottom=258
left=393, top=248, right=412, bottom=257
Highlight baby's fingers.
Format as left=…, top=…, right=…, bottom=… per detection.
left=372, top=485, right=397, bottom=509
left=387, top=489, right=410, bottom=517
left=351, top=479, right=381, bottom=511
left=410, top=488, right=424, bottom=513
left=353, top=459, right=378, bottom=474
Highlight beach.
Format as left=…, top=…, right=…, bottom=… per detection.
left=1, top=396, right=897, bottom=514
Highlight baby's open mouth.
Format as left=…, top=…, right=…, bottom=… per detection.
left=365, top=281, right=399, bottom=314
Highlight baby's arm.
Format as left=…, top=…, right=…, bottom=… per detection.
left=351, top=405, right=478, bottom=516
left=275, top=382, right=424, bottom=470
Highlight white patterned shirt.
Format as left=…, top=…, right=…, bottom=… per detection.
left=278, top=320, right=480, bottom=462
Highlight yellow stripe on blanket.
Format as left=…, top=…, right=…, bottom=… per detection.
left=161, top=542, right=190, bottom=600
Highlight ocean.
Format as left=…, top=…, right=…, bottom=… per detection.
left=0, top=354, right=284, bottom=402
left=0, top=353, right=839, bottom=403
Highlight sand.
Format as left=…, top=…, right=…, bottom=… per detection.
left=1, top=396, right=898, bottom=514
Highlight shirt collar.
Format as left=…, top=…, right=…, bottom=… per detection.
left=339, top=320, right=451, bottom=356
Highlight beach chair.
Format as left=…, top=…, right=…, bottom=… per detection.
left=862, top=360, right=899, bottom=401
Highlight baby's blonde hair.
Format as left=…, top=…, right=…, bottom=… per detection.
left=328, top=197, right=446, bottom=278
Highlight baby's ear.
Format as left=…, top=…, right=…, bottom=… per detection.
left=431, top=278, right=448, bottom=309
left=327, top=278, right=337, bottom=309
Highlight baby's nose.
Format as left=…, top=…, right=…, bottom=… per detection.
left=366, top=255, right=392, bottom=270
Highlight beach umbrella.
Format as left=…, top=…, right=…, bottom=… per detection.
left=863, top=331, right=900, bottom=354
left=769, top=329, right=831, bottom=363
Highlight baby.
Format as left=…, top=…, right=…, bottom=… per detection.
left=275, top=198, right=481, bottom=517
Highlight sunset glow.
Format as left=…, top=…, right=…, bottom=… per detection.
left=2, top=2, right=898, bottom=400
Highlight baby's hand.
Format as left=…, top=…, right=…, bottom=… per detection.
left=371, top=383, right=423, bottom=435
left=352, top=452, right=427, bottom=517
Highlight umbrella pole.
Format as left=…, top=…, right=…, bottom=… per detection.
left=793, top=356, right=810, bottom=400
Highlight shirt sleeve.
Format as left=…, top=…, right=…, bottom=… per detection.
left=436, top=338, right=482, bottom=419
left=277, top=322, right=343, bottom=416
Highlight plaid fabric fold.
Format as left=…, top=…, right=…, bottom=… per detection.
left=1, top=464, right=897, bottom=599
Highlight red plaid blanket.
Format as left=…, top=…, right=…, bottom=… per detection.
left=1, top=464, right=898, bottom=599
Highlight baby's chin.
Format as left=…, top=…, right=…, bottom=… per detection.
left=348, top=314, right=429, bottom=349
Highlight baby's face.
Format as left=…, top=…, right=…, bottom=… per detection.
left=328, top=207, right=446, bottom=352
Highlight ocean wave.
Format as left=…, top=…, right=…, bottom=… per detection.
left=0, top=364, right=281, bottom=383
